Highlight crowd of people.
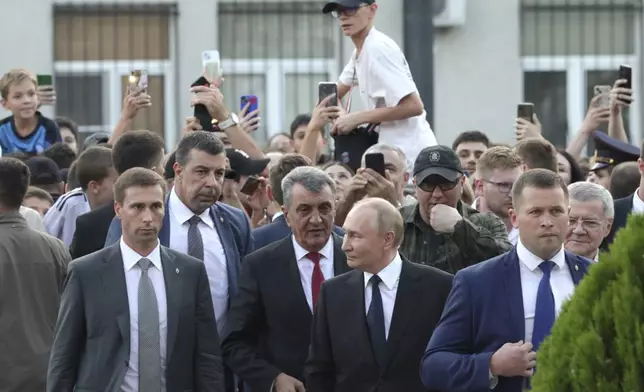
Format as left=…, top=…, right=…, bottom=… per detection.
left=1, top=0, right=643, bottom=391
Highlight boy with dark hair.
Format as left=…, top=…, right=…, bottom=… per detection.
left=42, top=142, right=77, bottom=169
left=0, top=69, right=61, bottom=155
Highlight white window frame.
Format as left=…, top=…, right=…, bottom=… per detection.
left=221, top=58, right=337, bottom=139
left=54, top=60, right=176, bottom=150
left=522, top=55, right=640, bottom=151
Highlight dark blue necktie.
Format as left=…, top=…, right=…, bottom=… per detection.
left=532, top=261, right=556, bottom=351
left=366, top=275, right=387, bottom=370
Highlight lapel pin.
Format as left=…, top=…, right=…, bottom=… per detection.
left=175, top=268, right=180, bottom=274
left=220, top=217, right=224, bottom=223
left=574, top=265, right=579, bottom=271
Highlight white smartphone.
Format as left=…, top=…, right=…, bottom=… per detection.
left=128, top=70, right=148, bottom=92
left=202, top=50, right=222, bottom=84
left=593, top=85, right=611, bottom=109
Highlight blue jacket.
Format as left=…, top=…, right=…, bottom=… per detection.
left=105, top=200, right=253, bottom=298
left=420, top=248, right=591, bottom=392
left=251, top=214, right=344, bottom=252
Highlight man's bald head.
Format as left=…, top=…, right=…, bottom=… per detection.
left=351, top=197, right=404, bottom=247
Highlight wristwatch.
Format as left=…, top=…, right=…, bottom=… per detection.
left=218, top=113, right=239, bottom=131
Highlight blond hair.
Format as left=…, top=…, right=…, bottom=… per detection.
left=0, top=69, right=37, bottom=100
left=477, top=146, right=523, bottom=179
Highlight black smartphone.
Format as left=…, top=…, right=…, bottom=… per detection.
left=191, top=76, right=215, bottom=131
left=318, top=82, right=338, bottom=107
left=517, top=103, right=535, bottom=123
left=240, top=175, right=261, bottom=196
left=364, top=153, right=386, bottom=177
left=619, top=65, right=632, bottom=90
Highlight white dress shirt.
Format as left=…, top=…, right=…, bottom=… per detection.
left=363, top=253, right=403, bottom=340
left=120, top=239, right=167, bottom=392
left=271, top=211, right=284, bottom=222
left=508, top=227, right=519, bottom=246
left=291, top=235, right=335, bottom=311
left=168, top=188, right=229, bottom=333
left=517, top=240, right=575, bottom=344
left=632, top=188, right=644, bottom=214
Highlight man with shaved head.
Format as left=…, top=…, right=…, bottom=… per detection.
left=305, top=197, right=453, bottom=392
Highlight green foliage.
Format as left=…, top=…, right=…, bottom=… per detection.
left=532, top=214, right=644, bottom=392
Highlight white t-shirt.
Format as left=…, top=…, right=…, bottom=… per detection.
left=339, top=27, right=437, bottom=170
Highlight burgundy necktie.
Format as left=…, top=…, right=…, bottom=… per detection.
left=308, top=252, right=324, bottom=308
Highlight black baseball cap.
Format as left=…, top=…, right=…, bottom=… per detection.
left=323, top=0, right=375, bottom=13
left=25, top=156, right=61, bottom=185
left=413, top=145, right=465, bottom=184
left=226, top=148, right=270, bottom=177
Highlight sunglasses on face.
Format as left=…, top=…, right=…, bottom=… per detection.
left=417, top=177, right=461, bottom=193
left=331, top=4, right=369, bottom=18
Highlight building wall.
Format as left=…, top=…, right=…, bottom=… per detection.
left=0, top=0, right=539, bottom=149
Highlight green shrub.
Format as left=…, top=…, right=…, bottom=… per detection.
left=531, top=214, right=644, bottom=392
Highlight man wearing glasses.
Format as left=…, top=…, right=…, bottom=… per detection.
left=399, top=146, right=512, bottom=274
left=322, top=0, right=437, bottom=171
left=474, top=146, right=525, bottom=245
left=565, top=182, right=614, bottom=262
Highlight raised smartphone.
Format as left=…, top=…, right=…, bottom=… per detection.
left=241, top=95, right=259, bottom=117
left=364, top=152, right=386, bottom=177
left=318, top=82, right=338, bottom=107
left=202, top=50, right=222, bottom=85
left=593, top=85, right=611, bottom=109
left=517, top=103, right=535, bottom=123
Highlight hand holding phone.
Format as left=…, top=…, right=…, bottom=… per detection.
left=364, top=153, right=386, bottom=177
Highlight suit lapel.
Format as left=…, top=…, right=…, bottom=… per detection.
left=161, top=247, right=183, bottom=361
left=100, top=244, right=130, bottom=344
left=345, top=271, right=375, bottom=364
left=383, top=260, right=417, bottom=371
left=158, top=198, right=171, bottom=247
left=332, top=233, right=350, bottom=275
left=211, top=204, right=240, bottom=298
left=280, top=237, right=314, bottom=317
left=502, top=250, right=525, bottom=342
left=564, top=251, right=585, bottom=285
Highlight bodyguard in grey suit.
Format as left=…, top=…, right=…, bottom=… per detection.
left=47, top=168, right=224, bottom=392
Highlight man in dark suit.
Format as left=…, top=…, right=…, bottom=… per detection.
left=103, top=131, right=252, bottom=391
left=253, top=153, right=343, bottom=251
left=222, top=166, right=351, bottom=392
left=48, top=167, right=223, bottom=392
left=603, top=142, right=644, bottom=249
left=69, top=130, right=166, bottom=259
left=421, top=169, right=592, bottom=392
left=305, top=198, right=453, bottom=392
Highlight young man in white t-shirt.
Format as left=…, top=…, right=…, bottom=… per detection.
left=323, top=0, right=437, bottom=169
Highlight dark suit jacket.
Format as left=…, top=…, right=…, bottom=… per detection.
left=602, top=194, right=633, bottom=250
left=305, top=259, right=453, bottom=392
left=105, top=200, right=253, bottom=299
left=69, top=203, right=115, bottom=259
left=420, top=249, right=591, bottom=392
left=252, top=214, right=345, bottom=251
left=47, top=243, right=224, bottom=392
left=221, top=234, right=351, bottom=392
